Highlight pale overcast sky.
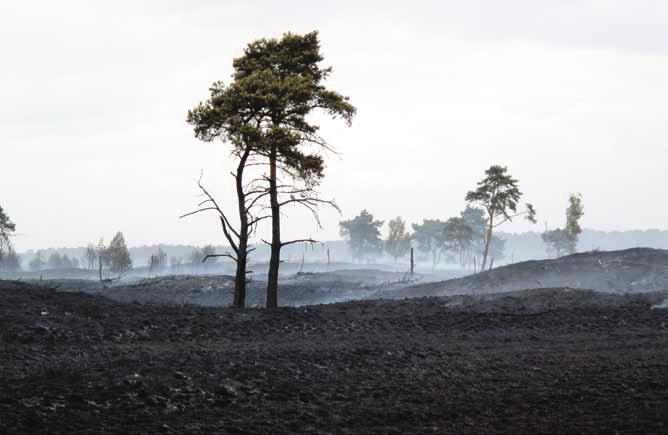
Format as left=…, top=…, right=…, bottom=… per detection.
left=2, top=1, right=668, bottom=250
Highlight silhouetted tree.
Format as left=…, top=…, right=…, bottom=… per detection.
left=466, top=165, right=536, bottom=271
left=108, top=232, right=132, bottom=273
left=385, top=217, right=411, bottom=263
left=412, top=219, right=447, bottom=270
left=224, top=31, right=355, bottom=308
left=339, top=210, right=384, bottom=263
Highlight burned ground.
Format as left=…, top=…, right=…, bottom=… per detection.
left=2, top=280, right=668, bottom=434
left=396, top=248, right=668, bottom=299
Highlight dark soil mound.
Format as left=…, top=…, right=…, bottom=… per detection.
left=2, top=281, right=668, bottom=433
left=398, top=248, right=668, bottom=298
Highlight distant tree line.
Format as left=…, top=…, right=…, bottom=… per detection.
left=339, top=165, right=538, bottom=272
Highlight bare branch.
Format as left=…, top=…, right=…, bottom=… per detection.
left=203, top=253, right=237, bottom=263
left=281, top=238, right=319, bottom=248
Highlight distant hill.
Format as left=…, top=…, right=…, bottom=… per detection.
left=395, top=248, right=668, bottom=298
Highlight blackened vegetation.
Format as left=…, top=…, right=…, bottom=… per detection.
left=2, top=281, right=668, bottom=434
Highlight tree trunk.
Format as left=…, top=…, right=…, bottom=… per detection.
left=266, top=144, right=281, bottom=309
left=481, top=216, right=494, bottom=271
left=232, top=149, right=251, bottom=309
left=410, top=248, right=414, bottom=275
left=233, top=247, right=247, bottom=308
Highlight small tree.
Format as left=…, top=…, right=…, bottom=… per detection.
left=96, top=239, right=108, bottom=282
left=542, top=193, right=585, bottom=257
left=565, top=193, right=584, bottom=254
left=108, top=232, right=132, bottom=274
left=412, top=219, right=446, bottom=270
left=465, top=165, right=536, bottom=271
left=385, top=217, right=411, bottom=263
left=442, top=217, right=474, bottom=268
left=339, top=210, right=384, bottom=263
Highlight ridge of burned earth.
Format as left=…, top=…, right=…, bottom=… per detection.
left=396, top=247, right=668, bottom=299
left=2, top=280, right=668, bottom=434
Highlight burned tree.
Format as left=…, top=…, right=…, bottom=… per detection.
left=226, top=31, right=356, bottom=308
left=186, top=75, right=278, bottom=307
left=466, top=165, right=536, bottom=271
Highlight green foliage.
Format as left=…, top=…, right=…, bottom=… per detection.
left=187, top=31, right=356, bottom=184
left=465, top=165, right=536, bottom=225
left=339, top=210, right=384, bottom=262
left=412, top=219, right=446, bottom=269
left=466, top=165, right=536, bottom=269
left=385, top=217, right=411, bottom=262
left=543, top=193, right=585, bottom=257
left=108, top=232, right=132, bottom=273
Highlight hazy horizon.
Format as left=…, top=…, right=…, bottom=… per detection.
left=3, top=1, right=668, bottom=251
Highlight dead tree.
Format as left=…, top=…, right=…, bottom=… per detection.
left=181, top=153, right=269, bottom=308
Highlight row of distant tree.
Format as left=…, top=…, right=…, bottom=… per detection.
left=339, top=171, right=584, bottom=271
left=340, top=207, right=504, bottom=271
left=340, top=165, right=541, bottom=271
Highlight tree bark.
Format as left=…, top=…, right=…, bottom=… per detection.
left=481, top=215, right=494, bottom=271
left=266, top=144, right=281, bottom=309
left=232, top=149, right=251, bottom=309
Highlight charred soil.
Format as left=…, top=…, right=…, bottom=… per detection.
left=2, top=280, right=668, bottom=434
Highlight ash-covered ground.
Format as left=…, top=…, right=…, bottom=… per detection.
left=2, top=248, right=668, bottom=433
left=2, top=282, right=668, bottom=433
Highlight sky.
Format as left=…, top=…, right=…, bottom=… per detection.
left=2, top=0, right=668, bottom=251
